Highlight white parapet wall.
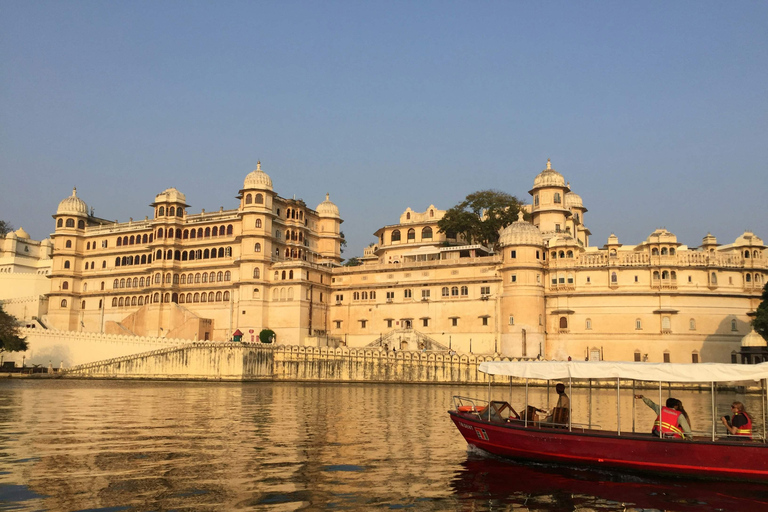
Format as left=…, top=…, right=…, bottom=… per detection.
left=6, top=328, right=195, bottom=368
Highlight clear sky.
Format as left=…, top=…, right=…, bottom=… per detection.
left=1, top=1, right=766, bottom=256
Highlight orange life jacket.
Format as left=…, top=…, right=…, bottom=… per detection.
left=733, top=412, right=753, bottom=439
left=652, top=407, right=684, bottom=438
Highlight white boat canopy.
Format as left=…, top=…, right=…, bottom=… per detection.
left=478, top=360, right=768, bottom=383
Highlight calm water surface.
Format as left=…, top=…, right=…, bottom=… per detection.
left=1, top=379, right=767, bottom=511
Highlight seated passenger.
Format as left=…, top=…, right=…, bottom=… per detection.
left=721, top=401, right=752, bottom=440
left=543, top=383, right=570, bottom=425
left=635, top=395, right=692, bottom=440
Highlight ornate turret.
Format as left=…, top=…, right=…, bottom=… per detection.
left=243, top=161, right=273, bottom=191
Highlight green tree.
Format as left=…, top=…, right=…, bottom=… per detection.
left=339, top=231, right=347, bottom=254
left=0, top=304, right=28, bottom=353
left=259, top=328, right=276, bottom=344
left=0, top=220, right=12, bottom=236
left=754, top=283, right=768, bottom=342
left=343, top=257, right=361, bottom=267
left=437, top=190, right=525, bottom=248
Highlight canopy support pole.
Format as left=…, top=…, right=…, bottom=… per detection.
left=617, top=377, right=621, bottom=436
left=588, top=379, right=592, bottom=430
left=632, top=380, right=636, bottom=433
left=564, top=377, right=568, bottom=432
left=711, top=381, right=716, bottom=442
left=524, top=379, right=529, bottom=428
left=763, top=378, right=767, bottom=444
left=487, top=377, right=491, bottom=415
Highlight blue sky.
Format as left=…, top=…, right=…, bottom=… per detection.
left=1, top=1, right=766, bottom=256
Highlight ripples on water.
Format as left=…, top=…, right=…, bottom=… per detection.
left=1, top=380, right=767, bottom=511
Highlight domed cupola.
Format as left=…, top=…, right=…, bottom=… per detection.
left=56, top=188, right=89, bottom=216
left=14, top=227, right=30, bottom=239
left=532, top=159, right=567, bottom=190
left=153, top=187, right=187, bottom=205
left=243, top=161, right=273, bottom=191
left=565, top=191, right=583, bottom=209
left=741, top=328, right=767, bottom=348
left=316, top=193, right=340, bottom=218
left=499, top=211, right=543, bottom=247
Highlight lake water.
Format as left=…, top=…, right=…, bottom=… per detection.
left=1, top=379, right=767, bottom=511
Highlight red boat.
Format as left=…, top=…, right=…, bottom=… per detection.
left=450, top=360, right=768, bottom=482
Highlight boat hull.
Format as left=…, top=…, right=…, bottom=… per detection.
left=450, top=410, right=768, bottom=482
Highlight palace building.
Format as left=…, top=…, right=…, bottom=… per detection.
left=7, top=160, right=767, bottom=363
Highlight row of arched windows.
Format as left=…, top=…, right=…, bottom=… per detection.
left=274, top=270, right=295, bottom=280
left=156, top=206, right=184, bottom=217
left=115, top=254, right=151, bottom=266
left=154, top=247, right=232, bottom=261
left=285, top=208, right=304, bottom=220
left=117, top=234, right=153, bottom=246
left=156, top=225, right=234, bottom=239
left=442, top=286, right=469, bottom=297
left=285, top=229, right=304, bottom=242
left=272, top=287, right=294, bottom=301
left=113, top=276, right=152, bottom=289
left=110, top=290, right=232, bottom=307
left=551, top=250, right=574, bottom=259
left=744, top=250, right=761, bottom=258
left=353, top=291, right=377, bottom=300
left=244, top=193, right=265, bottom=205
left=56, top=218, right=85, bottom=229
left=390, top=227, right=433, bottom=243
left=651, top=247, right=677, bottom=256
left=179, top=291, right=230, bottom=303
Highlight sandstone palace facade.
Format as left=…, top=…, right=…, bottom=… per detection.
left=9, top=160, right=766, bottom=363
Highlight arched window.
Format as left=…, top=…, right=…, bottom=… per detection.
left=164, top=293, right=170, bottom=303
left=64, top=260, right=71, bottom=269
left=553, top=192, right=561, bottom=203
left=224, top=271, right=231, bottom=281
left=254, top=268, right=260, bottom=279
left=451, top=286, right=458, bottom=296
left=670, top=248, right=676, bottom=255
left=559, top=317, right=568, bottom=329
left=216, top=292, right=222, bottom=301
left=125, top=278, right=131, bottom=288
left=391, top=230, right=401, bottom=242
left=200, top=292, right=207, bottom=302
left=65, top=240, right=72, bottom=248
left=227, top=225, right=233, bottom=235
left=113, top=279, right=119, bottom=289
left=179, top=294, right=185, bottom=304
left=662, top=316, right=671, bottom=330
left=218, top=247, right=224, bottom=258
left=202, top=273, right=208, bottom=283
left=689, top=318, right=696, bottom=330
left=180, top=274, right=186, bottom=284
left=203, top=249, right=210, bottom=259
left=193, top=293, right=199, bottom=303
left=711, top=272, right=717, bottom=285
left=255, top=193, right=264, bottom=204
left=289, top=270, right=294, bottom=279
left=225, top=247, right=232, bottom=257
left=217, top=271, right=223, bottom=282
left=118, top=297, right=124, bottom=306
left=460, top=286, right=468, bottom=296
left=407, top=228, right=415, bottom=241
left=566, top=250, right=573, bottom=258
left=77, top=220, right=85, bottom=229
left=671, top=271, right=677, bottom=280
left=66, top=218, right=75, bottom=228
left=635, top=318, right=642, bottom=330
left=611, top=272, right=617, bottom=283
left=245, top=194, right=252, bottom=204
left=112, top=298, right=118, bottom=307
left=117, top=237, right=123, bottom=247
left=731, top=319, right=738, bottom=331
left=61, top=281, right=69, bottom=290
left=585, top=318, right=592, bottom=330
left=158, top=206, right=165, bottom=216
left=662, top=271, right=669, bottom=279
left=661, top=247, right=668, bottom=255
left=57, top=219, right=63, bottom=228
left=746, top=274, right=752, bottom=282
left=422, top=227, right=433, bottom=239
left=204, top=227, right=211, bottom=237
left=138, top=296, right=144, bottom=306
left=212, top=226, right=218, bottom=237
left=653, top=271, right=660, bottom=280
left=223, top=291, right=230, bottom=301
left=441, top=287, right=449, bottom=297
left=559, top=251, right=565, bottom=258
left=255, top=219, right=262, bottom=228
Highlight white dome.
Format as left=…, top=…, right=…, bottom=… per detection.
left=316, top=193, right=340, bottom=218
left=565, top=191, right=583, bottom=208
left=154, top=187, right=187, bottom=205
left=57, top=188, right=88, bottom=216
left=14, top=227, right=30, bottom=239
left=499, top=211, right=543, bottom=247
left=741, top=329, right=767, bottom=348
left=243, top=161, right=273, bottom=191
left=532, top=159, right=566, bottom=189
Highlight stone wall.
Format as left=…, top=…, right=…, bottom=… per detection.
left=8, top=328, right=194, bottom=368
left=61, top=343, right=510, bottom=383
